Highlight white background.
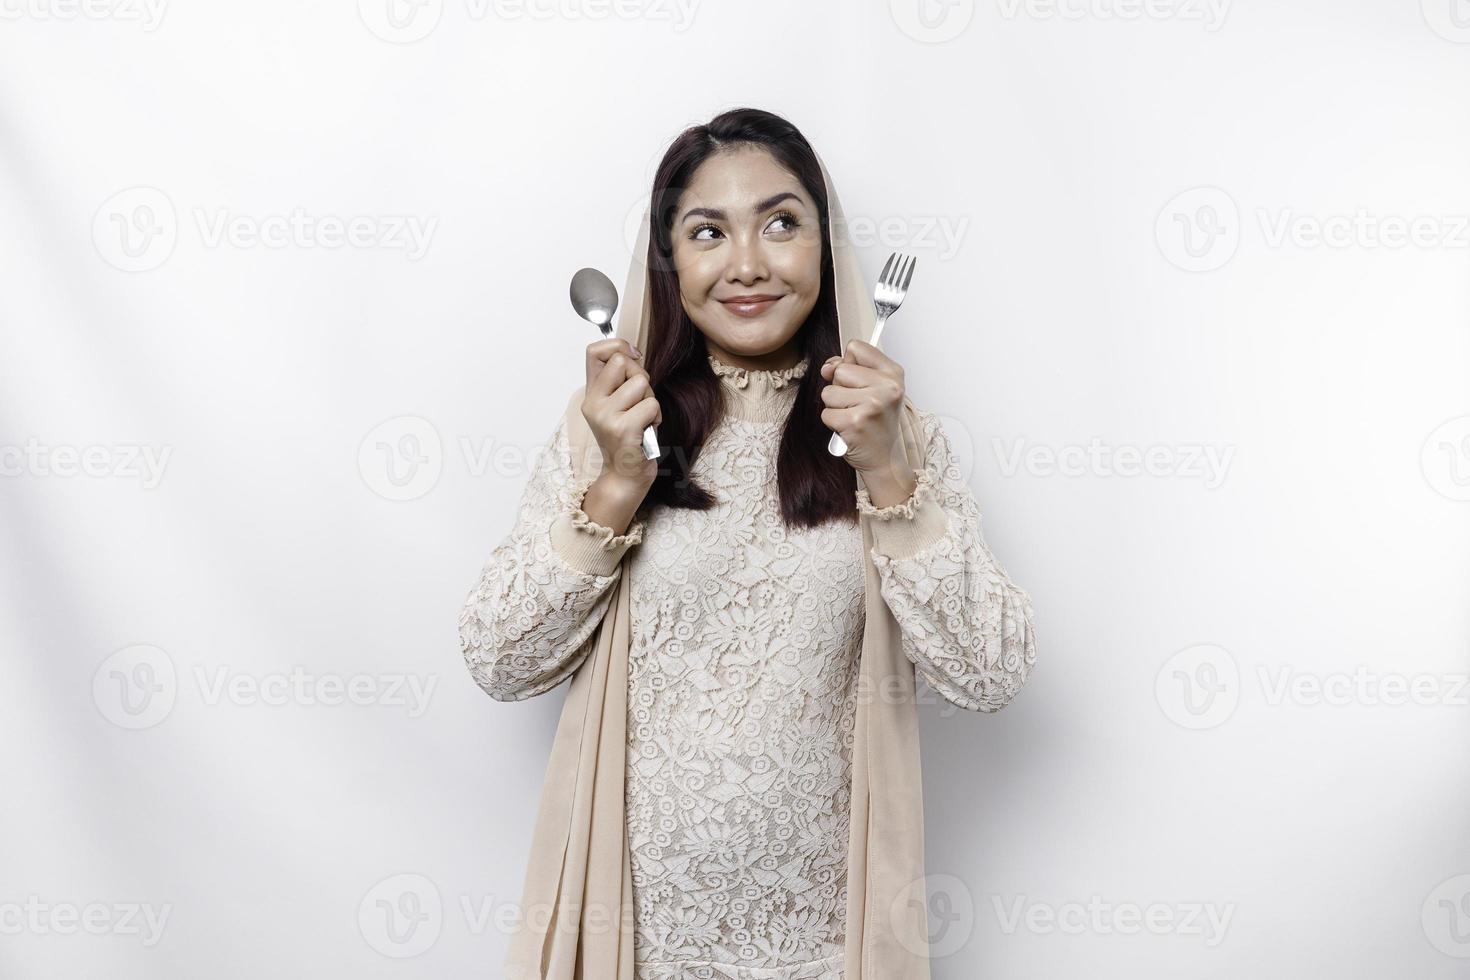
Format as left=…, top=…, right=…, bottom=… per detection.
left=2, top=0, right=1468, bottom=976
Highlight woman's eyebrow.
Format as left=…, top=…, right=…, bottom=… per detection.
left=681, top=191, right=802, bottom=224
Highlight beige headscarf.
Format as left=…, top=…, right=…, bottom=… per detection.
left=506, top=148, right=933, bottom=979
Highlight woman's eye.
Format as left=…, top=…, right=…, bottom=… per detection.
left=767, top=211, right=800, bottom=234
left=688, top=213, right=799, bottom=242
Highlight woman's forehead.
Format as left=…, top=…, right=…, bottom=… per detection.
left=679, top=149, right=815, bottom=216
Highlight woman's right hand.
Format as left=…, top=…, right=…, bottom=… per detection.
left=581, top=338, right=662, bottom=490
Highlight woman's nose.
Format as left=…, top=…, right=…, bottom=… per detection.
left=726, top=235, right=767, bottom=283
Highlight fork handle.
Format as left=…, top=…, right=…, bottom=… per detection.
left=826, top=314, right=889, bottom=456
left=868, top=316, right=888, bottom=350
left=641, top=423, right=660, bottom=460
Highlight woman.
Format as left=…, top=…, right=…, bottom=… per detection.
left=459, top=107, right=1037, bottom=980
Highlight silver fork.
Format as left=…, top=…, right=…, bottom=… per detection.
left=827, top=252, right=917, bottom=456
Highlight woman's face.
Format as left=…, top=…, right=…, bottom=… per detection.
left=669, top=145, right=823, bottom=372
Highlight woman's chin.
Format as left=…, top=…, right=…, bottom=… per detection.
left=712, top=318, right=799, bottom=351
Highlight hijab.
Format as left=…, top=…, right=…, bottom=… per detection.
left=506, top=148, right=933, bottom=979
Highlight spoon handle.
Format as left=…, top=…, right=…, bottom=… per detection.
left=590, top=323, right=660, bottom=459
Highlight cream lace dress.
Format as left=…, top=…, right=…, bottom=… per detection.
left=460, top=352, right=1037, bottom=979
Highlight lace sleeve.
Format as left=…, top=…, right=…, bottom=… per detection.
left=458, top=415, right=646, bottom=702
left=855, top=410, right=1037, bottom=712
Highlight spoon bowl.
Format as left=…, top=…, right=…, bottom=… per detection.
left=569, top=267, right=661, bottom=460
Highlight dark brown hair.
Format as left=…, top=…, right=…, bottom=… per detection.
left=636, top=107, right=857, bottom=530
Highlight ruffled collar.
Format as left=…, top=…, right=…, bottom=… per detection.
left=705, top=351, right=808, bottom=425
left=705, top=351, right=809, bottom=391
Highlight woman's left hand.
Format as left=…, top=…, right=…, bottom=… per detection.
left=819, top=340, right=910, bottom=479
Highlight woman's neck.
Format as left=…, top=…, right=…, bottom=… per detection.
left=703, top=338, right=803, bottom=375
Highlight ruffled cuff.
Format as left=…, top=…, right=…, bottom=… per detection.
left=856, top=466, right=951, bottom=560
left=548, top=474, right=646, bottom=576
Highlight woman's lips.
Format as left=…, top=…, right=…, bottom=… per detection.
left=719, top=295, right=783, bottom=318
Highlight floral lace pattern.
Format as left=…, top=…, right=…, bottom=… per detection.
left=860, top=411, right=1038, bottom=712
left=458, top=416, right=627, bottom=701
left=457, top=364, right=1038, bottom=978
left=623, top=408, right=866, bottom=976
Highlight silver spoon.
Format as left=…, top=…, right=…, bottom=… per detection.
left=570, top=267, right=660, bottom=460
left=828, top=252, right=917, bottom=456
